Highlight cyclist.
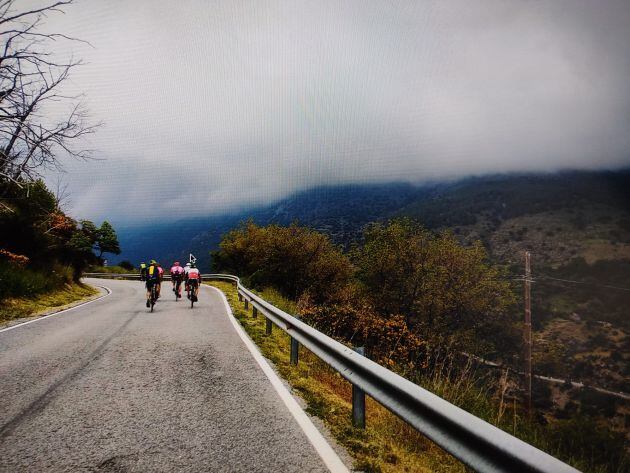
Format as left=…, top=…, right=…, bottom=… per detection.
left=183, top=262, right=191, bottom=292
left=156, top=263, right=164, bottom=299
left=145, top=260, right=160, bottom=307
left=139, top=262, right=147, bottom=281
left=185, top=262, right=201, bottom=302
left=170, top=261, right=185, bottom=298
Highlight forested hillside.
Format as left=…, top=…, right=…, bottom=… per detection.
left=116, top=170, right=630, bottom=270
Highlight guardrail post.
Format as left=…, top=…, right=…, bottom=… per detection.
left=265, top=318, right=272, bottom=335
left=352, top=346, right=366, bottom=429
left=290, top=323, right=299, bottom=365
left=252, top=306, right=258, bottom=318
left=238, top=293, right=243, bottom=302
left=244, top=298, right=249, bottom=310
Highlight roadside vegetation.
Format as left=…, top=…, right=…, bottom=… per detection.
left=0, top=281, right=97, bottom=324
left=211, top=221, right=628, bottom=473
left=0, top=180, right=120, bottom=322
left=0, top=3, right=115, bottom=323
left=88, top=261, right=137, bottom=274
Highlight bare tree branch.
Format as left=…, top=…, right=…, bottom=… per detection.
left=0, top=0, right=99, bottom=184
left=0, top=1, right=72, bottom=26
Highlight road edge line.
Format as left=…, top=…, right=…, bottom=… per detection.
left=205, top=285, right=351, bottom=473
left=0, top=284, right=112, bottom=334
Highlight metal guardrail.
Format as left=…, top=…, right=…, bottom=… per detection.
left=84, top=272, right=579, bottom=473
left=84, top=272, right=142, bottom=279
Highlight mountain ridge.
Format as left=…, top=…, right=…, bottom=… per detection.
left=111, top=169, right=630, bottom=271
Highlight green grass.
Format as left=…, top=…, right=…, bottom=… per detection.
left=209, top=281, right=629, bottom=473
left=0, top=261, right=75, bottom=299
left=0, top=282, right=98, bottom=323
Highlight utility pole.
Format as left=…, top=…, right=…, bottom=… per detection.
left=523, top=251, right=532, bottom=419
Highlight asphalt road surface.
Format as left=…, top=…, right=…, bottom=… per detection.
left=0, top=278, right=344, bottom=472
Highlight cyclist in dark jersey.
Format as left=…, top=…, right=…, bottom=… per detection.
left=145, top=260, right=160, bottom=307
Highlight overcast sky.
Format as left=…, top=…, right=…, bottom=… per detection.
left=35, top=0, right=630, bottom=224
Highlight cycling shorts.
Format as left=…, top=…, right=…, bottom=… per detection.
left=145, top=279, right=159, bottom=289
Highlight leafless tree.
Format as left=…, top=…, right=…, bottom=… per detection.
left=0, top=0, right=99, bottom=187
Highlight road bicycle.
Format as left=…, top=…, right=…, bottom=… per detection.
left=187, top=281, right=198, bottom=308
left=149, top=284, right=158, bottom=312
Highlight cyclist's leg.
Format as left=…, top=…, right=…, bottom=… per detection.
left=145, top=281, right=152, bottom=307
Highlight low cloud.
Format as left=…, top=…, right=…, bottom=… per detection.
left=40, top=0, right=630, bottom=224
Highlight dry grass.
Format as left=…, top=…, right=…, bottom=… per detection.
left=0, top=282, right=98, bottom=323
left=209, top=281, right=467, bottom=473
left=209, top=281, right=629, bottom=473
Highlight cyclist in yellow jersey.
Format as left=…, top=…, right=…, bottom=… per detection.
left=145, top=260, right=160, bottom=307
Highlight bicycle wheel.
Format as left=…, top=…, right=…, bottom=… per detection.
left=150, top=286, right=156, bottom=312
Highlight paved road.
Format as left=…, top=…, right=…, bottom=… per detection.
left=0, top=279, right=339, bottom=472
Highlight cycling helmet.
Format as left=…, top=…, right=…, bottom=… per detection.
left=150, top=259, right=157, bottom=264
left=174, top=261, right=180, bottom=266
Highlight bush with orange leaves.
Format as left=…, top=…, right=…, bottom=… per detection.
left=0, top=249, right=29, bottom=266
left=298, top=284, right=427, bottom=371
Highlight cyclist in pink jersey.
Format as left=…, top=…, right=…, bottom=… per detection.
left=156, top=263, right=164, bottom=298
left=170, top=261, right=185, bottom=298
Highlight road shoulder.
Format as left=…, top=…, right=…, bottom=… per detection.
left=205, top=283, right=355, bottom=473
left=0, top=283, right=108, bottom=331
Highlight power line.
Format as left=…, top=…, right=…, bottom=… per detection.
left=533, top=274, right=630, bottom=293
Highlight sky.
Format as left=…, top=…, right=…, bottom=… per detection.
left=30, top=0, right=630, bottom=224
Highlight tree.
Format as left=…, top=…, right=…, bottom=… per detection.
left=118, top=260, right=134, bottom=271
left=0, top=179, right=101, bottom=278
left=212, top=221, right=352, bottom=303
left=354, top=219, right=516, bottom=352
left=78, top=219, right=98, bottom=245
left=96, top=221, right=120, bottom=259
left=0, top=1, right=98, bottom=187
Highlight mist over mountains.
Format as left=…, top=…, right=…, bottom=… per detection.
left=111, top=169, right=630, bottom=271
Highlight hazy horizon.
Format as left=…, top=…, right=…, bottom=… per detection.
left=31, top=0, right=630, bottom=224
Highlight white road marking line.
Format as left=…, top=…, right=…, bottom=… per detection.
left=205, top=285, right=351, bottom=473
left=0, top=285, right=112, bottom=334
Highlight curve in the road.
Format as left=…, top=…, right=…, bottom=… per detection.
left=0, top=278, right=349, bottom=472
left=0, top=284, right=112, bottom=334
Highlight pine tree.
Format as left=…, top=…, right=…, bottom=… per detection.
left=96, top=221, right=121, bottom=258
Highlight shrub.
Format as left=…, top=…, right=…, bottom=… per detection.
left=353, top=219, right=515, bottom=353
left=0, top=261, right=70, bottom=300
left=297, top=284, right=426, bottom=370
left=212, top=221, right=352, bottom=303
left=118, top=260, right=134, bottom=271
